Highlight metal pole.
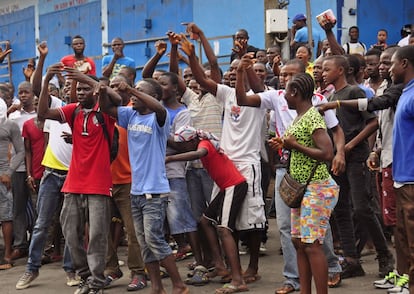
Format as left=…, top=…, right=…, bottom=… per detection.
left=305, top=0, right=313, bottom=50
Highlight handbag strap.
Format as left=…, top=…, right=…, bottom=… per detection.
left=305, top=162, right=320, bottom=186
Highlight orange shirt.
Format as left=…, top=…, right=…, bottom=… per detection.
left=111, top=123, right=132, bottom=184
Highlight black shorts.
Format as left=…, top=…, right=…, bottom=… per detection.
left=203, top=181, right=248, bottom=232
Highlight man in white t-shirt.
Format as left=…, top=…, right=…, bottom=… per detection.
left=183, top=40, right=267, bottom=286
left=342, top=26, right=367, bottom=56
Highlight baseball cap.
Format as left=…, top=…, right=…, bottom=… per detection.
left=293, top=13, right=307, bottom=23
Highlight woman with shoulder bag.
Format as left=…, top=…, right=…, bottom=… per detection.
left=269, top=73, right=339, bottom=294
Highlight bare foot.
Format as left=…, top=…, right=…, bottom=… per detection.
left=172, top=285, right=189, bottom=294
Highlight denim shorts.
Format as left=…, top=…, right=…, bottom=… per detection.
left=0, top=182, right=13, bottom=222
left=166, top=178, right=197, bottom=235
left=131, top=194, right=172, bottom=264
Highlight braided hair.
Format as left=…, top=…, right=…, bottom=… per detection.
left=288, top=73, right=315, bottom=101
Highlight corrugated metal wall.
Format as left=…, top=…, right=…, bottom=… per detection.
left=0, top=6, right=35, bottom=86
left=357, top=0, right=413, bottom=46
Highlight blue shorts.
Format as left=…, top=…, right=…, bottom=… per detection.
left=166, top=178, right=197, bottom=235
left=0, top=183, right=13, bottom=222
left=131, top=194, right=172, bottom=264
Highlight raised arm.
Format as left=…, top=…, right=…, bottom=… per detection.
left=141, top=40, right=167, bottom=78
left=180, top=35, right=218, bottom=96
left=98, top=82, right=118, bottom=119
left=37, top=63, right=64, bottom=122
left=0, top=41, right=12, bottom=64
left=129, top=84, right=167, bottom=126
left=32, top=41, right=48, bottom=97
left=319, top=22, right=345, bottom=56
left=65, top=67, right=121, bottom=107
left=165, top=32, right=187, bottom=96
left=184, top=22, right=221, bottom=83
left=242, top=53, right=265, bottom=93
left=235, top=58, right=261, bottom=107
left=167, top=31, right=181, bottom=75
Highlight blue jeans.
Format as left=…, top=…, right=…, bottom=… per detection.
left=27, top=170, right=74, bottom=273
left=186, top=168, right=214, bottom=221
left=275, top=168, right=341, bottom=289
left=131, top=195, right=172, bottom=264
left=166, top=178, right=197, bottom=235
left=60, top=194, right=111, bottom=289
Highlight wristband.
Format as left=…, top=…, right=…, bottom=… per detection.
left=357, top=98, right=368, bottom=111
left=336, top=100, right=341, bottom=108
left=26, top=175, right=33, bottom=182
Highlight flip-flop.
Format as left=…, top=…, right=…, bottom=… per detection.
left=0, top=259, right=13, bottom=270
left=215, top=283, right=249, bottom=294
left=243, top=273, right=261, bottom=284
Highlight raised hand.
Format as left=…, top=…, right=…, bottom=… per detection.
left=232, top=39, right=248, bottom=59
left=64, top=66, right=96, bottom=85
left=238, top=53, right=254, bottom=70
left=37, top=41, right=48, bottom=56
left=182, top=22, right=201, bottom=40
left=0, top=41, right=12, bottom=63
left=167, top=31, right=181, bottom=45
left=155, top=40, right=167, bottom=55
left=179, top=34, right=195, bottom=57
left=45, top=63, right=63, bottom=81
left=23, top=61, right=35, bottom=81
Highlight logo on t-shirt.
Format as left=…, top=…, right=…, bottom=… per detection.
left=230, top=105, right=241, bottom=122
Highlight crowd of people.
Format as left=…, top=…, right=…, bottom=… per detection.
left=0, top=13, right=414, bottom=294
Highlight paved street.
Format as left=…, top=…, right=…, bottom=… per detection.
left=1, top=218, right=391, bottom=294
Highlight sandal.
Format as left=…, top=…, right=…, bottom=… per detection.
left=215, top=283, right=249, bottom=294
left=185, top=265, right=210, bottom=286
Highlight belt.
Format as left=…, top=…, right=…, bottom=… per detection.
left=46, top=167, right=68, bottom=175
left=133, top=193, right=168, bottom=199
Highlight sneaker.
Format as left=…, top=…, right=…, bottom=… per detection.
left=66, top=272, right=81, bottom=287
left=374, top=270, right=399, bottom=289
left=388, top=274, right=409, bottom=293
left=259, top=242, right=267, bottom=253
left=16, top=271, right=39, bottom=290
left=378, top=252, right=395, bottom=278
left=340, top=260, right=365, bottom=279
left=239, top=245, right=248, bottom=255
left=104, top=268, right=123, bottom=287
left=127, top=273, right=147, bottom=291
left=74, top=278, right=90, bottom=294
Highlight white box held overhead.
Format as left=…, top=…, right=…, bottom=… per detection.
left=266, top=9, right=288, bottom=33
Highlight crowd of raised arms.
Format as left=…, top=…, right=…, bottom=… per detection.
left=0, top=14, right=414, bottom=294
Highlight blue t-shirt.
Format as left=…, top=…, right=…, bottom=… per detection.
left=117, top=106, right=170, bottom=195
left=393, top=79, right=414, bottom=183
left=102, top=55, right=136, bottom=79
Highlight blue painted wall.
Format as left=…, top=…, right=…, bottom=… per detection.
left=193, top=0, right=265, bottom=68
left=39, top=1, right=102, bottom=77
left=0, top=0, right=411, bottom=89
left=0, top=6, right=35, bottom=87
left=107, top=0, right=193, bottom=75
left=357, top=0, right=413, bottom=47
